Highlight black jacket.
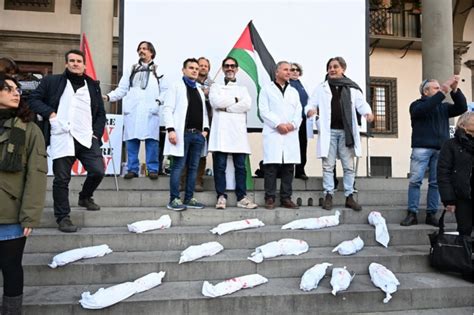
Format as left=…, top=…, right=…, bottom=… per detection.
left=437, top=128, right=474, bottom=205
left=29, top=71, right=106, bottom=146
left=410, top=89, right=467, bottom=149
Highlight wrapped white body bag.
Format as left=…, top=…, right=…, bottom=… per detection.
left=330, top=267, right=354, bottom=296
left=210, top=219, right=265, bottom=235
left=300, top=262, right=332, bottom=292
left=48, top=244, right=112, bottom=268
left=332, top=236, right=364, bottom=255
left=179, top=241, right=224, bottom=264
left=80, top=271, right=165, bottom=309
left=368, top=211, right=390, bottom=247
left=281, top=211, right=340, bottom=230
left=202, top=274, right=268, bottom=298
left=127, top=214, right=171, bottom=233
left=248, top=238, right=309, bottom=263
left=369, top=262, right=400, bottom=303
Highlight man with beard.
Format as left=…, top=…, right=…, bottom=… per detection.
left=29, top=49, right=106, bottom=232
left=208, top=57, right=258, bottom=209
left=105, top=41, right=167, bottom=180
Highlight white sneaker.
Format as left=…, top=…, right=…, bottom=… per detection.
left=215, top=195, right=227, bottom=209
left=237, top=196, right=258, bottom=209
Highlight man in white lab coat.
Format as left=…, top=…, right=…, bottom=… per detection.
left=259, top=61, right=302, bottom=210
left=208, top=56, right=258, bottom=210
left=105, top=41, right=167, bottom=180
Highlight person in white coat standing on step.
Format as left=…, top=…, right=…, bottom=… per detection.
left=105, top=41, right=168, bottom=180
left=306, top=56, right=374, bottom=211
left=259, top=61, right=302, bottom=210
left=208, top=57, right=258, bottom=210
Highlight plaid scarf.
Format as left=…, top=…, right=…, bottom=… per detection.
left=0, top=109, right=26, bottom=172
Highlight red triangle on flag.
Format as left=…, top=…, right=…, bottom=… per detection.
left=80, top=33, right=97, bottom=80
left=232, top=23, right=254, bottom=52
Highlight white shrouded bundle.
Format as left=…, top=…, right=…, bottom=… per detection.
left=127, top=214, right=172, bottom=233
left=368, top=211, right=390, bottom=247
left=247, top=238, right=309, bottom=263
left=281, top=211, right=340, bottom=230
left=369, top=262, right=400, bottom=303
left=48, top=244, right=113, bottom=268
left=79, top=271, right=165, bottom=309
left=202, top=274, right=268, bottom=298
left=179, top=241, right=224, bottom=264
left=332, top=236, right=364, bottom=255
left=300, top=262, right=332, bottom=292
left=330, top=266, right=355, bottom=296
left=210, top=218, right=265, bottom=235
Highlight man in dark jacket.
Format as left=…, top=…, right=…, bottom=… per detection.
left=401, top=75, right=467, bottom=227
left=29, top=49, right=106, bottom=233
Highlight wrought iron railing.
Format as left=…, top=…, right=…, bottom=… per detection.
left=369, top=7, right=421, bottom=38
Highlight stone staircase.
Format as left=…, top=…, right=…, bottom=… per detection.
left=2, top=177, right=473, bottom=314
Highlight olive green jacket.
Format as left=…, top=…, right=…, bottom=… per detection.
left=0, top=118, right=47, bottom=228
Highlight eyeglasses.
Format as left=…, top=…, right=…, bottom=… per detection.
left=290, top=68, right=300, bottom=72
left=223, top=64, right=237, bottom=69
left=1, top=85, right=22, bottom=95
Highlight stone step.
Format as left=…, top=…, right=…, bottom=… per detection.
left=38, top=206, right=454, bottom=228
left=354, top=307, right=474, bottom=315
left=8, top=273, right=472, bottom=315
left=18, top=245, right=432, bottom=286
left=25, top=224, right=443, bottom=253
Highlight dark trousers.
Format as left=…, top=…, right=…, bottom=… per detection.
left=295, top=116, right=307, bottom=177
left=0, top=237, right=26, bottom=297
left=52, top=138, right=105, bottom=222
left=213, top=152, right=247, bottom=201
left=455, top=199, right=473, bottom=236
left=264, top=163, right=294, bottom=201
left=159, top=127, right=166, bottom=173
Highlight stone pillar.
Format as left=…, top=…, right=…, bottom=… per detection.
left=421, top=0, right=454, bottom=82
left=81, top=0, right=114, bottom=112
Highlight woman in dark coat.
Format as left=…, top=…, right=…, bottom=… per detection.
left=437, top=111, right=474, bottom=237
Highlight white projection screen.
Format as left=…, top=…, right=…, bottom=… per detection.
left=121, top=0, right=368, bottom=130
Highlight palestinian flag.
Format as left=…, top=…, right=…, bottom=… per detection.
left=80, top=33, right=97, bottom=80
left=227, top=21, right=276, bottom=189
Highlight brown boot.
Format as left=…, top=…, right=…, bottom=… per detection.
left=322, top=194, right=333, bottom=210
left=345, top=194, right=362, bottom=211
left=265, top=197, right=275, bottom=210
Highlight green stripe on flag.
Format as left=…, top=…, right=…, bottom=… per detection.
left=228, top=48, right=260, bottom=93
left=245, top=155, right=254, bottom=190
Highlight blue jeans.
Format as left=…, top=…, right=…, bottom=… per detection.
left=213, top=152, right=247, bottom=201
left=407, top=148, right=440, bottom=214
left=126, top=138, right=159, bottom=173
left=169, top=132, right=205, bottom=202
left=322, top=129, right=355, bottom=197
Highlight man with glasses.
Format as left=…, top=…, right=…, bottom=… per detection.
left=289, top=62, right=309, bottom=180
left=401, top=75, right=467, bottom=226
left=208, top=57, right=258, bottom=210
left=162, top=58, right=210, bottom=211
left=29, top=49, right=106, bottom=232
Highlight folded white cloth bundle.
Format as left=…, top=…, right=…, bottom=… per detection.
left=202, top=274, right=268, bottom=298
left=330, top=266, right=355, bottom=296
left=369, top=262, right=400, bottom=303
left=179, top=241, right=224, bottom=264
left=300, top=262, right=332, bottom=292
left=368, top=211, right=390, bottom=247
left=48, top=244, right=113, bottom=268
left=281, top=211, right=340, bottom=230
left=210, top=218, right=265, bottom=235
left=80, top=272, right=165, bottom=309
left=127, top=214, right=172, bottom=233
left=248, top=238, right=309, bottom=263
left=332, top=236, right=364, bottom=256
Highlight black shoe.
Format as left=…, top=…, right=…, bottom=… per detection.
left=124, top=172, right=138, bottom=179
left=78, top=197, right=101, bottom=211
left=322, top=194, right=333, bottom=210
left=296, top=174, right=309, bottom=180
left=400, top=211, right=418, bottom=226
left=58, top=217, right=78, bottom=233
left=425, top=213, right=439, bottom=227
left=148, top=172, right=158, bottom=180
left=345, top=194, right=362, bottom=211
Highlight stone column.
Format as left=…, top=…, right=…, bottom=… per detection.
left=81, top=0, right=114, bottom=112
left=421, top=0, right=454, bottom=82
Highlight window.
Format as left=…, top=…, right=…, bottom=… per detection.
left=4, top=0, right=55, bottom=12
left=370, top=157, right=392, bottom=177
left=369, top=77, right=398, bottom=135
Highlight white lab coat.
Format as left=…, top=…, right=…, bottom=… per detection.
left=208, top=81, right=251, bottom=154
left=259, top=82, right=302, bottom=164
left=162, top=80, right=209, bottom=157
left=107, top=63, right=168, bottom=141
left=305, top=81, right=372, bottom=158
